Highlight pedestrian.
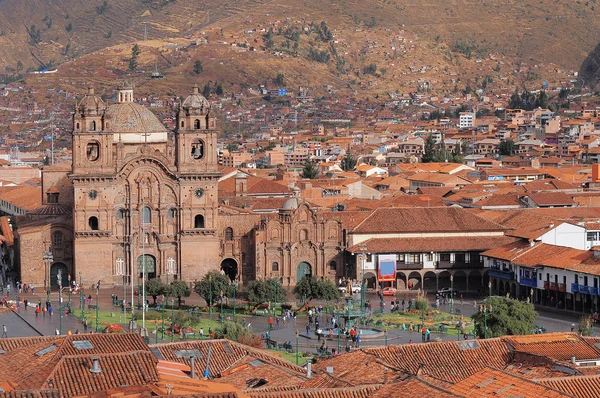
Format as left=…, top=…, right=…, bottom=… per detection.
left=55, top=328, right=60, bottom=336
left=306, top=324, right=310, bottom=337
left=409, top=339, right=413, bottom=344
left=35, top=306, right=40, bottom=317
left=31, top=286, right=34, bottom=295
left=2, top=324, right=7, bottom=338
left=83, top=318, right=88, bottom=332
left=421, top=327, right=426, bottom=342
left=356, top=334, right=361, bottom=348
left=426, top=328, right=431, bottom=342
left=24, top=298, right=28, bottom=311
left=199, top=328, right=204, bottom=338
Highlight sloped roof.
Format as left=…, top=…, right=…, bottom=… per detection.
left=504, top=332, right=600, bottom=362
left=347, top=235, right=517, bottom=254
left=352, top=207, right=506, bottom=234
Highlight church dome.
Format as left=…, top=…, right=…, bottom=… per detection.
left=77, top=88, right=105, bottom=115
left=181, top=85, right=211, bottom=115
left=104, top=102, right=167, bottom=134
left=281, top=187, right=304, bottom=210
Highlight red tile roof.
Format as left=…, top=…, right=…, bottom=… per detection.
left=504, top=333, right=600, bottom=362
left=347, top=235, right=517, bottom=254
left=352, top=207, right=506, bottom=234
left=539, top=374, right=600, bottom=398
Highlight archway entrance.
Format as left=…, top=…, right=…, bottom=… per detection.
left=220, top=258, right=238, bottom=282
left=137, top=254, right=156, bottom=279
left=50, top=262, right=69, bottom=290
left=297, top=262, right=312, bottom=282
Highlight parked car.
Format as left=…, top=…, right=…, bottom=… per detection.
left=338, top=283, right=362, bottom=294
left=381, top=287, right=397, bottom=296
left=437, top=287, right=459, bottom=297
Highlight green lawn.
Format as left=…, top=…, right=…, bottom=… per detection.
left=267, top=349, right=313, bottom=365
left=371, top=309, right=475, bottom=335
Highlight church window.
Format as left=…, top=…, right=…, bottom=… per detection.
left=272, top=262, right=279, bottom=272
left=194, top=119, right=201, bottom=129
left=142, top=206, right=151, bottom=224
left=90, top=120, right=96, bottom=131
left=86, top=142, right=100, bottom=161
left=116, top=209, right=124, bottom=220
left=76, top=122, right=80, bottom=130
left=194, top=214, right=205, bottom=228
left=167, top=208, right=176, bottom=219
left=105, top=122, right=109, bottom=129
left=329, top=261, right=337, bottom=271
left=52, top=231, right=64, bottom=247
left=225, top=227, right=233, bottom=241
left=299, top=229, right=308, bottom=241
left=88, top=216, right=99, bottom=231
left=191, top=140, right=204, bottom=159
left=181, top=120, right=185, bottom=128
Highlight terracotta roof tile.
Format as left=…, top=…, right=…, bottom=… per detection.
left=448, top=367, right=571, bottom=397
left=370, top=377, right=460, bottom=397
left=504, top=333, right=600, bottom=362
left=352, top=207, right=506, bottom=234
left=247, top=385, right=380, bottom=398
left=538, top=374, right=600, bottom=398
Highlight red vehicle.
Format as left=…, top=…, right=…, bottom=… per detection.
left=381, top=287, right=397, bottom=296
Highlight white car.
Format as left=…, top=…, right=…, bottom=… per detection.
left=338, top=283, right=362, bottom=294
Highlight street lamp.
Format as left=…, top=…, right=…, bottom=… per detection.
left=450, top=275, right=454, bottom=314
left=480, top=304, right=493, bottom=339
left=67, top=274, right=71, bottom=310
left=42, top=250, right=54, bottom=303
left=95, top=284, right=99, bottom=332
left=220, top=290, right=224, bottom=324
left=209, top=274, right=213, bottom=318
left=116, top=258, right=126, bottom=321
left=357, top=243, right=368, bottom=311
left=171, top=297, right=175, bottom=342
left=57, top=270, right=63, bottom=335
left=232, top=281, right=237, bottom=321
left=79, top=272, right=84, bottom=320
left=296, top=329, right=299, bottom=365
left=164, top=257, right=176, bottom=341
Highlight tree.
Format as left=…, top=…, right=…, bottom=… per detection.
left=340, top=153, right=357, bottom=171
left=65, top=22, right=72, bottom=32
left=202, top=82, right=211, bottom=98
left=226, top=143, right=239, bottom=153
left=499, top=139, right=515, bottom=156
left=212, top=321, right=263, bottom=348
left=471, top=297, right=537, bottom=338
left=215, top=82, right=224, bottom=96
left=16, top=61, right=23, bottom=73
left=293, top=276, right=340, bottom=301
left=194, top=271, right=230, bottom=308
left=422, top=134, right=436, bottom=163
left=274, top=73, right=285, bottom=86
left=301, top=158, right=320, bottom=179
left=145, top=278, right=165, bottom=305
left=243, top=278, right=285, bottom=306
left=128, top=44, right=140, bottom=72
left=193, top=60, right=203, bottom=75
left=167, top=280, right=190, bottom=307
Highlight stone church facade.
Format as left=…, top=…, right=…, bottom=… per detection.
left=17, top=84, right=346, bottom=290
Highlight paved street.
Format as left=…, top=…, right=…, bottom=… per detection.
left=1, top=285, right=597, bottom=345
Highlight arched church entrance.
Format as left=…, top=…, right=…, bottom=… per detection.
left=220, top=258, right=238, bottom=281
left=50, top=262, right=69, bottom=290
left=137, top=254, right=156, bottom=279
left=297, top=262, right=312, bottom=282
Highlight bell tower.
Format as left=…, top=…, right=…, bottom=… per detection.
left=174, top=85, right=218, bottom=174
left=72, top=88, right=114, bottom=175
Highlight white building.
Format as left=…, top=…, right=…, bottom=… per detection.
left=459, top=112, right=476, bottom=129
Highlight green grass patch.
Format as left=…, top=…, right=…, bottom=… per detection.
left=371, top=310, right=475, bottom=335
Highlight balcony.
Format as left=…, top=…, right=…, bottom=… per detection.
left=544, top=282, right=567, bottom=292
left=489, top=268, right=515, bottom=280
left=571, top=283, right=598, bottom=295
left=436, top=261, right=484, bottom=270
left=396, top=262, right=424, bottom=270
left=519, top=276, right=537, bottom=288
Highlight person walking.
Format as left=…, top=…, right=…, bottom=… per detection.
left=2, top=324, right=7, bottom=338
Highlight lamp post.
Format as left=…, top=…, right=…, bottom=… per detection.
left=273, top=280, right=278, bottom=317
left=296, top=329, right=299, bottom=365
left=95, top=285, right=99, bottom=332
left=67, top=274, right=71, bottom=310
left=450, top=275, right=454, bottom=314
left=384, top=328, right=388, bottom=346
left=171, top=297, right=175, bottom=342
left=116, top=258, right=126, bottom=322
left=42, top=250, right=53, bottom=303
left=357, top=243, right=368, bottom=311
left=480, top=304, right=493, bottom=339
left=232, top=282, right=237, bottom=321
left=79, top=273, right=84, bottom=319
left=164, top=257, right=176, bottom=341
left=209, top=274, right=213, bottom=319
left=220, top=290, right=224, bottom=324
left=57, top=270, right=62, bottom=335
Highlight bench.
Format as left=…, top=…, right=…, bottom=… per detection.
left=88, top=304, right=97, bottom=310
left=277, top=343, right=294, bottom=353
left=265, top=338, right=277, bottom=349
left=184, top=331, right=196, bottom=339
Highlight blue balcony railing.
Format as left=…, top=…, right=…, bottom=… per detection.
left=489, top=269, right=515, bottom=280
left=519, top=277, right=537, bottom=288
left=572, top=283, right=598, bottom=296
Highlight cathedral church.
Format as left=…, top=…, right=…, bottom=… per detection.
left=16, top=84, right=347, bottom=291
